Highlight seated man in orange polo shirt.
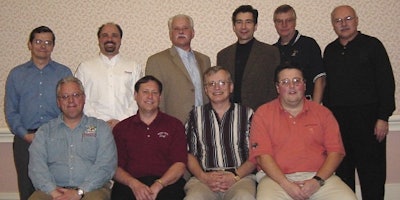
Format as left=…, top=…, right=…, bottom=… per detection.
left=249, top=63, right=357, bottom=200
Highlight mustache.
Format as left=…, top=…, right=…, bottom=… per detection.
left=176, top=34, right=188, bottom=39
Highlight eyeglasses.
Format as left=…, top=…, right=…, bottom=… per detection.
left=277, top=77, right=305, bottom=87
left=33, top=39, right=53, bottom=46
left=205, top=80, right=231, bottom=88
left=274, top=18, right=295, bottom=25
left=333, top=16, right=356, bottom=25
left=58, top=93, right=83, bottom=101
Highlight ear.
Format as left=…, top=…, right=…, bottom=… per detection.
left=28, top=41, right=32, bottom=51
left=275, top=83, right=280, bottom=94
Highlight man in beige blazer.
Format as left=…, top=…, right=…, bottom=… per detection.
left=146, top=14, right=211, bottom=124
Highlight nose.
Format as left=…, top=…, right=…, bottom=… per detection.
left=67, top=96, right=74, bottom=102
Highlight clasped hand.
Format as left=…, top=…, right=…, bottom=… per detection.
left=202, top=171, right=237, bottom=192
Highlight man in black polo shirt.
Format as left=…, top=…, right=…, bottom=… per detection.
left=273, top=4, right=326, bottom=103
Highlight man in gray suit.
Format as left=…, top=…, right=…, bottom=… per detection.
left=146, top=14, right=211, bottom=124
left=217, top=5, right=280, bottom=110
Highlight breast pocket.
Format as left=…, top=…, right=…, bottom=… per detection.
left=77, top=137, right=98, bottom=162
left=47, top=138, right=68, bottom=163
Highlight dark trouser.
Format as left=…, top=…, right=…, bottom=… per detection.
left=330, top=104, right=386, bottom=200
left=13, top=136, right=35, bottom=200
left=111, top=176, right=186, bottom=200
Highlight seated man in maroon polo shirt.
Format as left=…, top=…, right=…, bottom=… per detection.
left=111, top=75, right=187, bottom=200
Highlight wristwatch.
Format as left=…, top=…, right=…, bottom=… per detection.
left=312, top=176, right=325, bottom=186
left=77, top=188, right=84, bottom=198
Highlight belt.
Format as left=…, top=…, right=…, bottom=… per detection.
left=62, top=186, right=79, bottom=190
left=205, top=168, right=236, bottom=174
left=27, top=128, right=38, bottom=133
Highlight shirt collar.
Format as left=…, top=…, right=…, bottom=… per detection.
left=99, top=53, right=120, bottom=66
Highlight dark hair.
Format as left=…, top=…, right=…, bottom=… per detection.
left=29, top=26, right=55, bottom=44
left=232, top=5, right=258, bottom=25
left=274, top=62, right=304, bottom=83
left=134, top=75, right=163, bottom=94
left=273, top=4, right=297, bottom=21
left=97, top=23, right=123, bottom=38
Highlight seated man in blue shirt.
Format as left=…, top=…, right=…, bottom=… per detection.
left=28, top=76, right=117, bottom=200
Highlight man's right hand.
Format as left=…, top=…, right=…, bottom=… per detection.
left=281, top=179, right=309, bottom=200
left=129, top=180, right=154, bottom=200
left=200, top=171, right=223, bottom=192
left=23, top=133, right=35, bottom=143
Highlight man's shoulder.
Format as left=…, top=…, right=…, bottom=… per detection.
left=50, top=61, right=71, bottom=72
left=218, top=42, right=237, bottom=54
left=253, top=39, right=278, bottom=51
left=193, top=50, right=210, bottom=60
left=147, top=48, right=171, bottom=60
left=8, top=61, right=31, bottom=74
left=79, top=55, right=102, bottom=65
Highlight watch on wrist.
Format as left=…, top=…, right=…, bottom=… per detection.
left=77, top=188, right=84, bottom=197
left=312, top=176, right=325, bottom=186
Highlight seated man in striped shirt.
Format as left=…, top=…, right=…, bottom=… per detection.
left=184, top=66, right=256, bottom=200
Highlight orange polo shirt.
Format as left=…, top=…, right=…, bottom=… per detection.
left=249, top=98, right=345, bottom=174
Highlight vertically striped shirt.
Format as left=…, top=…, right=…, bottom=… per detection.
left=185, top=103, right=253, bottom=170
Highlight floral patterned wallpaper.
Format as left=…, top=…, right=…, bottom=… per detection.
left=1, top=0, right=399, bottom=127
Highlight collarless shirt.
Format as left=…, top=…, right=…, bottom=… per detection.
left=5, top=60, right=72, bottom=138
left=186, top=103, right=253, bottom=170
left=234, top=38, right=255, bottom=103
left=175, top=46, right=203, bottom=106
left=28, top=114, right=117, bottom=193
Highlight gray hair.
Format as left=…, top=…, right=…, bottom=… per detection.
left=56, top=76, right=85, bottom=95
left=168, top=14, right=194, bottom=31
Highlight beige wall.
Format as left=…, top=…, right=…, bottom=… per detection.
left=0, top=0, right=399, bottom=197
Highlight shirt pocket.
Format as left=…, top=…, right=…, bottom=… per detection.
left=77, top=137, right=98, bottom=162
left=47, top=137, right=68, bottom=163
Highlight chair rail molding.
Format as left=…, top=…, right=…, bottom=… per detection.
left=1, top=114, right=400, bottom=143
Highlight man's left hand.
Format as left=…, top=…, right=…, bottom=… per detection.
left=54, top=188, right=82, bottom=200
left=375, top=119, right=389, bottom=142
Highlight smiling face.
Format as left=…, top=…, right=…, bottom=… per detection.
left=57, top=82, right=85, bottom=121
left=276, top=68, right=306, bottom=107
left=233, top=12, right=257, bottom=44
left=169, top=16, right=194, bottom=51
left=204, top=69, right=233, bottom=105
left=134, top=80, right=161, bottom=114
left=98, top=23, right=121, bottom=57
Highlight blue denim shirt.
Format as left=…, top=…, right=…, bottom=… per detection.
left=5, top=60, right=72, bottom=138
left=28, top=114, right=117, bottom=193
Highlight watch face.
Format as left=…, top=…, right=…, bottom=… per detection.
left=77, top=189, right=84, bottom=196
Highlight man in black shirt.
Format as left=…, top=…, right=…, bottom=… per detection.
left=273, top=4, right=326, bottom=103
left=323, top=5, right=395, bottom=200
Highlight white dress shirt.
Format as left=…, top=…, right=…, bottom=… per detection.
left=75, top=53, right=143, bottom=121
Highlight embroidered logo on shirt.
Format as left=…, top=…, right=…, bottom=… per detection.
left=83, top=125, right=97, bottom=137
left=291, top=49, right=299, bottom=57
left=157, top=132, right=169, bottom=138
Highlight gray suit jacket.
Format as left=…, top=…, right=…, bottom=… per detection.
left=145, top=46, right=211, bottom=123
left=217, top=39, right=280, bottom=110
